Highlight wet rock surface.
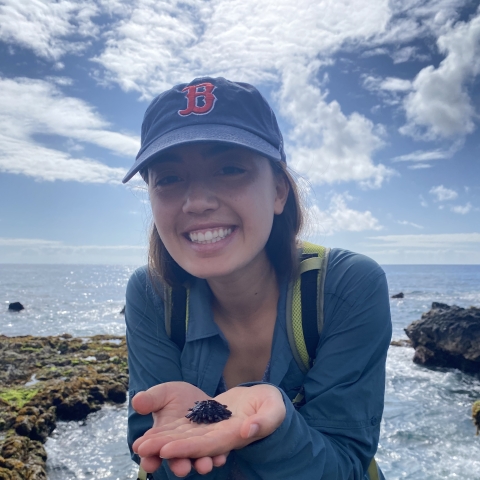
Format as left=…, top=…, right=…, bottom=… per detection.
left=405, top=303, right=480, bottom=373
left=7, top=303, right=24, bottom=312
left=0, top=334, right=128, bottom=479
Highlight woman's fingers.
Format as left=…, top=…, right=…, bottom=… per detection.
left=140, top=455, right=162, bottom=473
left=192, top=457, right=214, bottom=475
left=167, top=458, right=193, bottom=477
left=135, top=420, right=211, bottom=454
left=159, top=422, right=242, bottom=459
left=212, top=454, right=228, bottom=467
left=168, top=456, right=226, bottom=476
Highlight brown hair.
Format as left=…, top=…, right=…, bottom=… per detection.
left=141, top=158, right=304, bottom=289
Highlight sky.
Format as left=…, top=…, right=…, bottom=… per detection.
left=0, top=0, right=479, bottom=266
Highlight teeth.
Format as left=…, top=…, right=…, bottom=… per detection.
left=189, top=228, right=232, bottom=244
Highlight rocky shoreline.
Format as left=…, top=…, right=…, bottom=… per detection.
left=0, top=334, right=128, bottom=480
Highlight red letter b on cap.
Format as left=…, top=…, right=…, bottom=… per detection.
left=178, top=83, right=216, bottom=116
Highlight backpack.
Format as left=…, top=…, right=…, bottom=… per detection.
left=141, top=242, right=379, bottom=480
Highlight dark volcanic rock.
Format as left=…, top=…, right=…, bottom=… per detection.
left=405, top=303, right=480, bottom=373
left=7, top=303, right=24, bottom=312
left=56, top=393, right=100, bottom=421
left=0, top=435, right=47, bottom=480
left=106, top=383, right=127, bottom=403
left=0, top=334, right=128, bottom=479
left=391, top=292, right=404, bottom=299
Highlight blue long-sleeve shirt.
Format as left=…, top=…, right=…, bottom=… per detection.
left=125, top=248, right=392, bottom=479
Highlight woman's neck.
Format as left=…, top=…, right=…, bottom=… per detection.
left=207, top=251, right=279, bottom=327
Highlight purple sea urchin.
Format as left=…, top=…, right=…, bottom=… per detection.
left=186, top=400, right=232, bottom=424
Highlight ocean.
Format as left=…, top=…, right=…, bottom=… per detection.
left=1, top=263, right=480, bottom=479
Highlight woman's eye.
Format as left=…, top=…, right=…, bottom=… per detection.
left=218, top=166, right=245, bottom=176
left=156, top=175, right=182, bottom=186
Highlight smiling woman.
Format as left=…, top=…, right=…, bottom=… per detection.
left=122, top=77, right=392, bottom=480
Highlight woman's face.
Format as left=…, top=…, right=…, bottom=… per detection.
left=148, top=143, right=289, bottom=281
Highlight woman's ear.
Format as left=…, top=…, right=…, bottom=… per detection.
left=274, top=172, right=290, bottom=215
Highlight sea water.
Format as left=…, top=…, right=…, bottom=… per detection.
left=1, top=263, right=480, bottom=479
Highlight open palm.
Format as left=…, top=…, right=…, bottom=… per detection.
left=133, top=383, right=286, bottom=475
left=132, top=381, right=221, bottom=476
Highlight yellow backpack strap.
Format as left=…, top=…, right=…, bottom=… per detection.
left=367, top=458, right=380, bottom=480
left=286, top=242, right=330, bottom=375
left=164, top=285, right=189, bottom=349
left=137, top=466, right=146, bottom=480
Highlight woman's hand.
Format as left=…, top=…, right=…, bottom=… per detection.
left=134, top=384, right=286, bottom=472
left=132, top=382, right=227, bottom=476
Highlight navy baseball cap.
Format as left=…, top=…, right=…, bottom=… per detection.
left=122, top=77, right=286, bottom=183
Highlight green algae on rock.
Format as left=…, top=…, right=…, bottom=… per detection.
left=0, top=334, right=128, bottom=479
left=0, top=388, right=39, bottom=410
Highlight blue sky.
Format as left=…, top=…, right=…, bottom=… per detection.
left=0, top=0, right=479, bottom=265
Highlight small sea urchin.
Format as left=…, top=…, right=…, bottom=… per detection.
left=186, top=400, right=232, bottom=424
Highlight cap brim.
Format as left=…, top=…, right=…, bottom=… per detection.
left=122, top=124, right=282, bottom=183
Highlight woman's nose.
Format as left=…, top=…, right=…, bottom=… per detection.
left=182, top=179, right=219, bottom=215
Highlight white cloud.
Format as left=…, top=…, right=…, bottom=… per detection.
left=0, top=77, right=138, bottom=155
left=279, top=65, right=394, bottom=188
left=364, top=76, right=413, bottom=93
left=0, top=0, right=100, bottom=60
left=408, top=163, right=432, bottom=169
left=400, top=8, right=480, bottom=139
left=0, top=237, right=144, bottom=250
left=362, top=75, right=412, bottom=109
left=430, top=185, right=460, bottom=201
left=391, top=46, right=429, bottom=64
left=398, top=220, right=423, bottom=229
left=0, top=134, right=127, bottom=183
left=420, top=195, right=428, bottom=207
left=305, top=192, right=382, bottom=236
left=0, top=77, right=138, bottom=183
left=363, top=247, right=480, bottom=265
left=93, top=0, right=392, bottom=97
left=429, top=185, right=458, bottom=201
left=45, top=76, right=74, bottom=86
left=451, top=202, right=472, bottom=214
left=369, top=0, right=469, bottom=47
left=0, top=237, right=146, bottom=264
left=0, top=238, right=63, bottom=247
left=380, top=77, right=412, bottom=92
left=368, top=233, right=480, bottom=249
left=393, top=148, right=452, bottom=162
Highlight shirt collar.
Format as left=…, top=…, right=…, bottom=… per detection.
left=185, top=275, right=290, bottom=344
left=186, top=278, right=222, bottom=341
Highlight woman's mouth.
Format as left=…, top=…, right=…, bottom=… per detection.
left=188, top=227, right=234, bottom=244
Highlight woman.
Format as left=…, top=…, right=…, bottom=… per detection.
left=123, top=77, right=391, bottom=479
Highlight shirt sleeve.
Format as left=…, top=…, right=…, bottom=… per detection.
left=125, top=266, right=188, bottom=479
left=235, top=250, right=392, bottom=479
